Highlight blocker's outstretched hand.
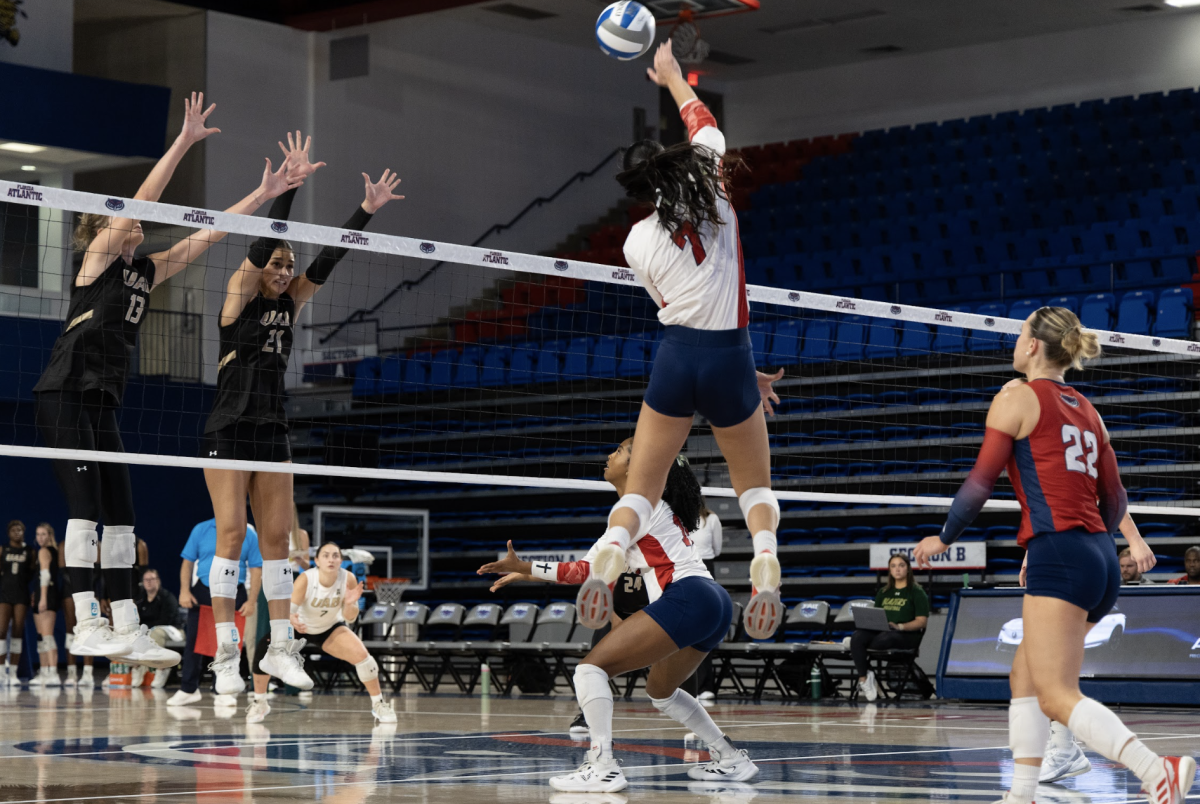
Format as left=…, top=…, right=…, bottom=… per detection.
left=758, top=369, right=783, bottom=416
left=646, top=40, right=683, bottom=87
left=278, top=130, right=326, bottom=181
left=180, top=91, right=221, bottom=144
left=913, top=535, right=949, bottom=568
left=362, top=169, right=404, bottom=213
left=258, top=157, right=304, bottom=201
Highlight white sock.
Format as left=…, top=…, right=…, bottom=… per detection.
left=111, top=599, right=139, bottom=632
left=73, top=591, right=100, bottom=623
left=215, top=622, right=239, bottom=650
left=1010, top=763, right=1040, bottom=803
left=371, top=693, right=383, bottom=705
left=1049, top=720, right=1073, bottom=751
left=574, top=664, right=613, bottom=760
left=269, top=619, right=293, bottom=645
left=650, top=688, right=733, bottom=755
left=255, top=692, right=268, bottom=703
left=1067, top=697, right=1161, bottom=783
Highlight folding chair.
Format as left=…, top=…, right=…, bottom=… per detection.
left=866, top=631, right=935, bottom=700
left=506, top=602, right=588, bottom=695
left=431, top=602, right=505, bottom=694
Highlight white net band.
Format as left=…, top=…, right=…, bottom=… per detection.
left=5, top=179, right=1197, bottom=356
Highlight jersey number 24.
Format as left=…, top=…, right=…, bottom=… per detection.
left=1062, top=424, right=1099, bottom=478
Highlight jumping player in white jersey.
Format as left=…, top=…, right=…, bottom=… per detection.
left=593, top=42, right=784, bottom=654
left=245, top=541, right=396, bottom=725
left=480, top=438, right=758, bottom=792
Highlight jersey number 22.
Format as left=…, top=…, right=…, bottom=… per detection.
left=1062, top=424, right=1098, bottom=478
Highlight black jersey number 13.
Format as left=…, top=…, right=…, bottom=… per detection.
left=124, top=295, right=145, bottom=325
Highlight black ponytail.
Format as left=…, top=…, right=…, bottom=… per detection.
left=661, top=454, right=704, bottom=533
left=616, top=139, right=743, bottom=239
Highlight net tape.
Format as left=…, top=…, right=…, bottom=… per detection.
left=3, top=180, right=1197, bottom=516
left=6, top=180, right=1197, bottom=356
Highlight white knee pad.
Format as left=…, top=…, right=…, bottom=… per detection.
left=356, top=655, right=379, bottom=684
left=738, top=487, right=780, bottom=532
left=209, top=557, right=239, bottom=600
left=64, top=519, right=99, bottom=568
left=100, top=526, right=136, bottom=568
left=1009, top=696, right=1051, bottom=759
left=262, top=559, right=294, bottom=601
left=608, top=493, right=654, bottom=539
left=9, top=638, right=21, bottom=656
left=574, top=663, right=611, bottom=705
left=39, top=636, right=57, bottom=655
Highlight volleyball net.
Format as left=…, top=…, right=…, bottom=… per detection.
left=1, top=178, right=1197, bottom=524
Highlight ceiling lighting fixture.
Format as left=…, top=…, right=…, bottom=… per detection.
left=20, top=165, right=36, bottom=171
left=0, top=142, right=46, bottom=154
left=1165, top=0, right=1200, bottom=7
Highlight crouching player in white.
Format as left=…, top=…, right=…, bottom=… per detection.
left=245, top=541, right=395, bottom=725
left=480, top=442, right=757, bottom=793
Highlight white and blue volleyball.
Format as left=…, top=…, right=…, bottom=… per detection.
left=595, top=2, right=656, bottom=61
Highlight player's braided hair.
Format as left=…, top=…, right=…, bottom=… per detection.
left=616, top=139, right=743, bottom=238
left=661, top=454, right=704, bottom=533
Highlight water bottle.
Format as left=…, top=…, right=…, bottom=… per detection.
left=480, top=664, right=491, bottom=698
left=809, top=663, right=822, bottom=699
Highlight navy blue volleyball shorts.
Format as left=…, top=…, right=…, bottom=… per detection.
left=643, top=576, right=733, bottom=652
left=643, top=326, right=761, bottom=428
left=1025, top=529, right=1121, bottom=623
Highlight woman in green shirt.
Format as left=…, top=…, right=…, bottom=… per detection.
left=851, top=554, right=929, bottom=701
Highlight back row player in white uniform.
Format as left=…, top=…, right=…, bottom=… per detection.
left=480, top=438, right=759, bottom=792
left=245, top=541, right=396, bottom=725
left=593, top=41, right=785, bottom=646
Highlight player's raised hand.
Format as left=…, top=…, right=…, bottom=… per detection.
left=362, top=169, right=404, bottom=213
left=345, top=580, right=363, bottom=607
left=278, top=130, right=326, bottom=180
left=258, top=157, right=304, bottom=200
left=646, top=40, right=683, bottom=87
left=180, top=91, right=221, bottom=143
left=477, top=540, right=528, bottom=576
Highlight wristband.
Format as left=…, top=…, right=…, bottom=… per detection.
left=289, top=602, right=300, bottom=615
left=532, top=561, right=559, bottom=582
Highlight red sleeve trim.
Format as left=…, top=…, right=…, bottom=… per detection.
left=557, top=561, right=591, bottom=585
left=681, top=101, right=718, bottom=141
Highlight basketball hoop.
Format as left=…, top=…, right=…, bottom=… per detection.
left=670, top=10, right=710, bottom=64
left=371, top=578, right=412, bottom=606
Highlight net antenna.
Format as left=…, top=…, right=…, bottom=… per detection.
left=670, top=9, right=710, bottom=64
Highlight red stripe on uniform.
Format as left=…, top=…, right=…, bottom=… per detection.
left=637, top=535, right=675, bottom=591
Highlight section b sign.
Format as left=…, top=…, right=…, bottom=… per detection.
left=870, top=542, right=986, bottom=570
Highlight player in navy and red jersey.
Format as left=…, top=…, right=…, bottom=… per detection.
left=915, top=306, right=1195, bottom=804
left=597, top=41, right=784, bottom=678
left=479, top=438, right=759, bottom=792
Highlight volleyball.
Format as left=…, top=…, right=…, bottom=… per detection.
left=595, top=1, right=656, bottom=61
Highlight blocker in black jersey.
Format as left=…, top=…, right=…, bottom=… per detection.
left=34, top=256, right=156, bottom=403
left=205, top=292, right=295, bottom=437
left=1, top=542, right=35, bottom=607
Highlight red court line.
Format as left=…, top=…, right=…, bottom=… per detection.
left=495, top=733, right=710, bottom=760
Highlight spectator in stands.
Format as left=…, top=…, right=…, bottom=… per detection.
left=691, top=504, right=722, bottom=701
left=1168, top=546, right=1200, bottom=585
left=1119, top=549, right=1155, bottom=585
left=852, top=554, right=930, bottom=702
left=168, top=518, right=262, bottom=706
left=132, top=568, right=183, bottom=688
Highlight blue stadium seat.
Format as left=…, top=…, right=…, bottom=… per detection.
left=617, top=337, right=649, bottom=376
left=353, top=356, right=382, bottom=398
left=534, top=341, right=564, bottom=382
left=897, top=321, right=932, bottom=357
left=769, top=319, right=803, bottom=365
left=879, top=525, right=914, bottom=542
left=833, top=317, right=866, bottom=362
left=1136, top=412, right=1185, bottom=429
left=968, top=303, right=1009, bottom=352
left=379, top=354, right=403, bottom=395
left=428, top=350, right=460, bottom=389
left=800, top=320, right=834, bottom=362
left=749, top=321, right=774, bottom=367
left=591, top=336, right=620, bottom=377
left=1045, top=295, right=1080, bottom=315
left=1154, top=288, right=1194, bottom=338
left=402, top=351, right=433, bottom=392
left=1079, top=293, right=1116, bottom=331
left=480, top=347, right=509, bottom=387
left=509, top=342, right=538, bottom=385
left=562, top=337, right=592, bottom=379
left=1007, top=299, right=1041, bottom=323
left=864, top=317, right=899, bottom=359
left=1116, top=290, right=1155, bottom=335
left=452, top=347, right=483, bottom=388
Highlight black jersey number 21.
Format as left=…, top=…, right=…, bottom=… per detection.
left=263, top=329, right=285, bottom=354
